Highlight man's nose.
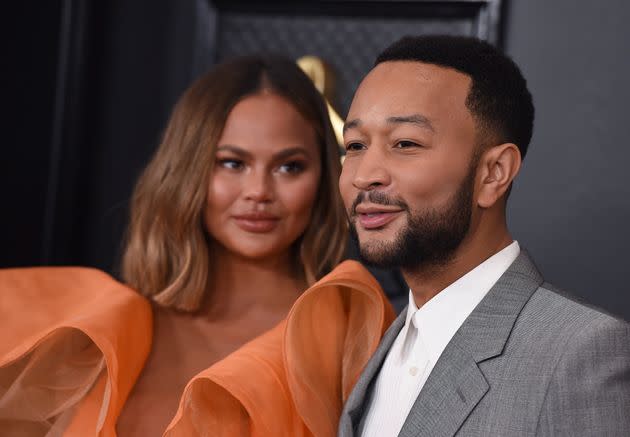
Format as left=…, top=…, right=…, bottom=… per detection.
left=351, top=146, right=392, bottom=191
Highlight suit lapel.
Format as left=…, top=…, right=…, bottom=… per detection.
left=339, top=310, right=407, bottom=436
left=398, top=251, right=544, bottom=437
left=398, top=344, right=488, bottom=437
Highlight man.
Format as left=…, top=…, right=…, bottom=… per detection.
left=338, top=35, right=630, bottom=437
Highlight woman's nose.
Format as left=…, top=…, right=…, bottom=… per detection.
left=243, top=169, right=274, bottom=203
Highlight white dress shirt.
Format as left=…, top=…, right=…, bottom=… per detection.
left=359, top=241, right=521, bottom=437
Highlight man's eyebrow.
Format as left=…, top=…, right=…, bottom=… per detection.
left=343, top=119, right=361, bottom=135
left=387, top=114, right=435, bottom=132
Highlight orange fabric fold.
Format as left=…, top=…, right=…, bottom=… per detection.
left=0, top=267, right=153, bottom=436
left=0, top=261, right=394, bottom=436
left=164, top=260, right=396, bottom=437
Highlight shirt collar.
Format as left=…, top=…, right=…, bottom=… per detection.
left=403, top=241, right=520, bottom=365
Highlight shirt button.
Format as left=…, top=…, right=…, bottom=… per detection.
left=409, top=366, right=418, bottom=376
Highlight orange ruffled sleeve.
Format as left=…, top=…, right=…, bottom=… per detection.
left=164, top=260, right=396, bottom=437
left=0, top=267, right=152, bottom=437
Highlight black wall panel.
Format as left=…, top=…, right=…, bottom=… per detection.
left=5, top=0, right=629, bottom=320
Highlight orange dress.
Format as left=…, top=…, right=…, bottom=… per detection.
left=0, top=261, right=394, bottom=436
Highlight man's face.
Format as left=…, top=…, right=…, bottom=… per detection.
left=340, top=61, right=480, bottom=270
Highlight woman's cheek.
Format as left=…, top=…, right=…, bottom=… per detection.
left=207, top=174, right=239, bottom=210
left=286, top=172, right=321, bottom=221
left=204, top=174, right=240, bottom=234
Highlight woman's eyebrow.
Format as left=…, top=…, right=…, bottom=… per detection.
left=216, top=145, right=251, bottom=157
left=217, top=145, right=310, bottom=161
left=273, top=147, right=310, bottom=161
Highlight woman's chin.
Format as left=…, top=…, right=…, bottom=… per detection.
left=229, top=245, right=292, bottom=263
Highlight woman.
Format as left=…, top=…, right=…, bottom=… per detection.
left=0, top=56, right=394, bottom=436
left=116, top=55, right=348, bottom=435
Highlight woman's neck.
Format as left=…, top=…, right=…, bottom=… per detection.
left=199, top=246, right=306, bottom=321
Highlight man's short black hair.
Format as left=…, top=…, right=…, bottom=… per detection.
left=376, top=35, right=534, bottom=159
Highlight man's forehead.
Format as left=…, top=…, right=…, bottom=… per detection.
left=348, top=61, right=472, bottom=121
left=360, top=62, right=470, bottom=97
left=368, top=60, right=470, bottom=83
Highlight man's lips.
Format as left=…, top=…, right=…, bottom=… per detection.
left=232, top=213, right=280, bottom=233
left=354, top=204, right=404, bottom=230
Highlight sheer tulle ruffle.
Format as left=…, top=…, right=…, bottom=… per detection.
left=0, top=267, right=152, bottom=436
left=165, top=260, right=395, bottom=437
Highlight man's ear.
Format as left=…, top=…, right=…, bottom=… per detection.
left=476, top=143, right=522, bottom=208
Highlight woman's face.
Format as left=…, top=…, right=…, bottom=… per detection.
left=204, top=92, right=322, bottom=261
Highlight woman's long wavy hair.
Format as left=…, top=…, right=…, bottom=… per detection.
left=121, top=56, right=347, bottom=312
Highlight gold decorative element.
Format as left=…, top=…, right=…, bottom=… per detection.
left=297, top=56, right=345, bottom=147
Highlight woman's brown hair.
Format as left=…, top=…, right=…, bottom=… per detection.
left=121, top=55, right=347, bottom=312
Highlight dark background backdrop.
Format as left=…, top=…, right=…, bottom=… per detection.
left=4, top=0, right=629, bottom=320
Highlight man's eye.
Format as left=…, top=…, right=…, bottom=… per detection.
left=278, top=161, right=305, bottom=174
left=395, top=140, right=421, bottom=148
left=345, top=142, right=365, bottom=152
left=218, top=159, right=244, bottom=170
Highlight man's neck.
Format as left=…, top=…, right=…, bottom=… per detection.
left=403, top=228, right=513, bottom=308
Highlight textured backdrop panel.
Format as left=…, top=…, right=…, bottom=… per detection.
left=217, top=12, right=475, bottom=115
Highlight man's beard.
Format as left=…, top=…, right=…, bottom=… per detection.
left=348, top=165, right=475, bottom=271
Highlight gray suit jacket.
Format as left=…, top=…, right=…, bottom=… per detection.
left=339, top=251, right=630, bottom=436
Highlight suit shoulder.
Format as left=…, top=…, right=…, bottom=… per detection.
left=532, top=285, right=630, bottom=435
left=521, top=282, right=630, bottom=340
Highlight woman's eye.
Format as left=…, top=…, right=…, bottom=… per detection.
left=278, top=161, right=306, bottom=174
left=345, top=142, right=365, bottom=152
left=217, top=159, right=244, bottom=170
left=395, top=140, right=421, bottom=149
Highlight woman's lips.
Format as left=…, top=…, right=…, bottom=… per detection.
left=232, top=214, right=280, bottom=233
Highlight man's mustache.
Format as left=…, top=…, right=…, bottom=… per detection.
left=350, top=191, right=408, bottom=216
